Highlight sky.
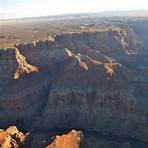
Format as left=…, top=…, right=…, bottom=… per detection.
left=0, top=0, right=148, bottom=19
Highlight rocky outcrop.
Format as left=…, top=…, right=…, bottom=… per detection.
left=0, top=47, right=38, bottom=83
left=0, top=126, right=28, bottom=148
left=13, top=47, right=38, bottom=79
left=0, top=25, right=148, bottom=145
left=53, top=27, right=143, bottom=61
left=46, top=130, right=83, bottom=148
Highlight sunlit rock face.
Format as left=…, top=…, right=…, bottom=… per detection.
left=0, top=126, right=28, bottom=148
left=0, top=24, right=148, bottom=145
left=46, top=130, right=83, bottom=148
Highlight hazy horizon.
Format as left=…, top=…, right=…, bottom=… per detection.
left=1, top=0, right=148, bottom=19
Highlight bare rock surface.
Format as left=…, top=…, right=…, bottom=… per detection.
left=13, top=47, right=38, bottom=79
left=0, top=23, right=148, bottom=148
left=0, top=126, right=28, bottom=148
left=46, top=130, right=83, bottom=148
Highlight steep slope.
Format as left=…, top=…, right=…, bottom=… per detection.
left=0, top=25, right=148, bottom=146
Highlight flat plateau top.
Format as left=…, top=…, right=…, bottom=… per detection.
left=0, top=16, right=107, bottom=49
left=0, top=13, right=148, bottom=49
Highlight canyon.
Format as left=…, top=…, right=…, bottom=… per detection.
left=1, top=16, right=148, bottom=147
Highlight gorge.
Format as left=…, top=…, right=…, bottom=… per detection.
left=1, top=18, right=148, bottom=147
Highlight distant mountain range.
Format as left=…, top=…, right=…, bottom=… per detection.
left=96, top=10, right=148, bottom=17
left=1, top=10, right=148, bottom=21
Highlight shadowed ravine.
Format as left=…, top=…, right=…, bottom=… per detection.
left=23, top=128, right=148, bottom=148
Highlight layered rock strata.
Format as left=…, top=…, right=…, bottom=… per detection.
left=0, top=26, right=148, bottom=144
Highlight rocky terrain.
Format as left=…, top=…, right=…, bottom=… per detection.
left=0, top=126, right=28, bottom=147
left=1, top=17, right=148, bottom=147
left=46, top=130, right=83, bottom=148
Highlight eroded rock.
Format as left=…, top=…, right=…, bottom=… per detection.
left=0, top=126, right=28, bottom=148
left=0, top=27, right=148, bottom=144
left=13, top=47, right=38, bottom=79
left=46, top=130, right=83, bottom=148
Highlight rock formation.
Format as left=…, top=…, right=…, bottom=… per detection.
left=0, top=24, right=148, bottom=147
left=0, top=126, right=28, bottom=148
left=46, top=130, right=83, bottom=148
left=13, top=47, right=38, bottom=80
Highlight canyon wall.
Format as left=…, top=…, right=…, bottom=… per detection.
left=0, top=25, right=148, bottom=143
